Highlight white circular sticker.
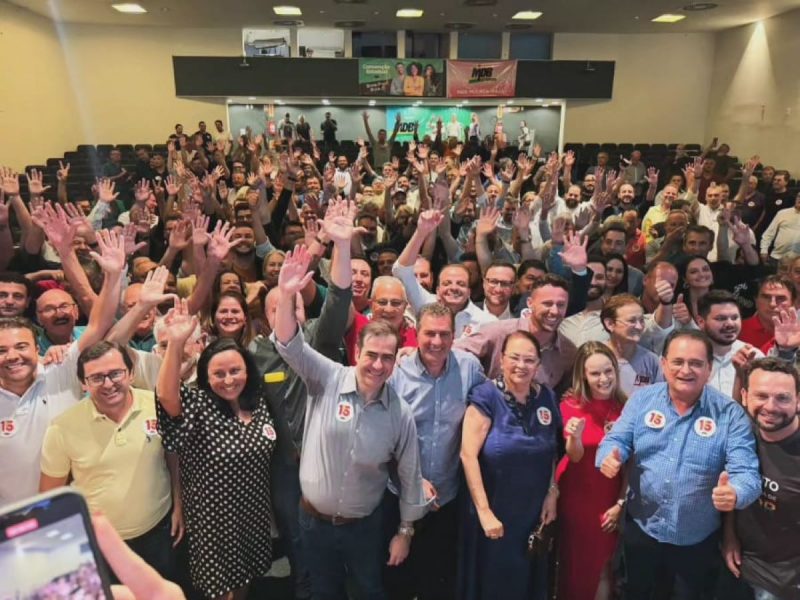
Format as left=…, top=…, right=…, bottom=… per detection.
left=263, top=424, right=277, bottom=441
left=0, top=418, right=17, bottom=438
left=776, top=199, right=783, bottom=206
left=747, top=201, right=755, bottom=208
left=336, top=400, right=354, bottom=423
left=536, top=407, right=552, bottom=426
left=694, top=417, right=717, bottom=438
left=143, top=418, right=159, bottom=437
left=644, top=410, right=666, bottom=430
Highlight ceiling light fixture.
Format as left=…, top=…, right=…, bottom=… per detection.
left=511, top=11, right=542, bottom=20
left=368, top=100, right=376, bottom=106
left=652, top=13, right=686, bottom=22
left=112, top=3, right=147, bottom=13
left=273, top=5, right=302, bottom=15
left=322, top=99, right=331, bottom=105
left=396, top=8, right=424, bottom=17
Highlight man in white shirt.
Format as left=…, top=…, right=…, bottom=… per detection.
left=760, top=191, right=800, bottom=263
left=696, top=289, right=762, bottom=398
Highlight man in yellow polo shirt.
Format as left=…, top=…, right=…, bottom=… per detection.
left=39, top=340, right=182, bottom=581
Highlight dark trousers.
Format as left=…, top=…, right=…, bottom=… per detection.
left=272, top=456, right=311, bottom=599
left=381, top=490, right=458, bottom=600
left=298, top=502, right=385, bottom=600
left=623, top=517, right=720, bottom=600
left=120, top=511, right=176, bottom=583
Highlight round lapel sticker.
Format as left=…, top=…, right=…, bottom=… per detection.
left=263, top=424, right=277, bottom=441
left=336, top=400, right=354, bottom=423
left=644, top=410, right=666, bottom=429
left=0, top=418, right=17, bottom=438
left=694, top=417, right=716, bottom=438
left=536, top=407, right=552, bottom=426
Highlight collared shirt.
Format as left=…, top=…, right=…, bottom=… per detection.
left=390, top=350, right=486, bottom=506
left=559, top=311, right=674, bottom=355
left=597, top=383, right=761, bottom=545
left=0, top=343, right=83, bottom=505
left=709, top=340, right=764, bottom=398
left=615, top=344, right=664, bottom=396
left=272, top=330, right=427, bottom=521
left=761, top=207, right=800, bottom=259
left=37, top=325, right=86, bottom=354
left=345, top=313, right=417, bottom=365
left=392, top=262, right=496, bottom=338
left=40, top=389, right=171, bottom=539
left=453, top=316, right=577, bottom=388
left=740, top=315, right=774, bottom=352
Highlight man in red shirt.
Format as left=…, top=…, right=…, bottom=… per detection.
left=739, top=275, right=795, bottom=352
left=345, top=276, right=417, bottom=365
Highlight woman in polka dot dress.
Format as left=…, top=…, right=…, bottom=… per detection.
left=156, top=299, right=276, bottom=599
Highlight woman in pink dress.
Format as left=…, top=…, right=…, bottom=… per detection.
left=556, top=341, right=627, bottom=600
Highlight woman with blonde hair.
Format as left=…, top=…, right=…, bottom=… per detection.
left=555, top=341, right=628, bottom=600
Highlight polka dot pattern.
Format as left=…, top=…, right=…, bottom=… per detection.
left=157, top=385, right=275, bottom=598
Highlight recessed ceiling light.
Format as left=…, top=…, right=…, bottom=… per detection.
left=652, top=13, right=686, bottom=22
left=273, top=5, right=302, bottom=15
left=535, top=98, right=543, bottom=102
left=368, top=100, right=376, bottom=106
left=322, top=99, right=331, bottom=105
left=463, top=99, right=469, bottom=104
left=507, top=100, right=514, bottom=104
left=112, top=3, right=147, bottom=13
left=248, top=96, right=257, bottom=100
left=683, top=2, right=717, bottom=10
left=226, top=99, right=233, bottom=104
left=512, top=11, right=542, bottom=20
left=396, top=8, right=424, bottom=18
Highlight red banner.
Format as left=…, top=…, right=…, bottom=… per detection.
left=446, top=60, right=518, bottom=98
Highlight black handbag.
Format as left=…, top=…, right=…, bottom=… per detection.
left=527, top=520, right=557, bottom=560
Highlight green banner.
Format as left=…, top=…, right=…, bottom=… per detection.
left=386, top=106, right=472, bottom=141
left=358, top=59, right=445, bottom=97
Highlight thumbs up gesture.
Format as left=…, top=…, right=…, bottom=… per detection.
left=673, top=293, right=692, bottom=326
left=600, top=447, right=624, bottom=479
left=712, top=471, right=737, bottom=512
left=565, top=417, right=586, bottom=439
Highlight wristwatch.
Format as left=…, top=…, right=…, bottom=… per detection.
left=397, top=524, right=415, bottom=538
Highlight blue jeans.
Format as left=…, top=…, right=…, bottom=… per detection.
left=298, top=502, right=385, bottom=600
left=271, top=456, right=311, bottom=599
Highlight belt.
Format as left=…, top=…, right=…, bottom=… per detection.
left=300, top=496, right=360, bottom=526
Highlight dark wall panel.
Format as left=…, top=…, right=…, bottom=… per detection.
left=173, top=57, right=614, bottom=99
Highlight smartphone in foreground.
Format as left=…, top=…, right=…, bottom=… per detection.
left=0, top=487, right=113, bottom=599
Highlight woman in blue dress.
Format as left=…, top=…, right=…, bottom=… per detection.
left=459, top=330, right=562, bottom=600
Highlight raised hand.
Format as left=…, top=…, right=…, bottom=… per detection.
left=476, top=205, right=500, bottom=238
left=97, top=179, right=119, bottom=204
left=654, top=276, right=675, bottom=304
left=730, top=219, right=753, bottom=248
left=712, top=471, right=737, bottom=512
left=0, top=167, right=20, bottom=196
left=565, top=417, right=586, bottom=439
left=191, top=213, right=211, bottom=247
left=90, top=229, right=126, bottom=273
left=647, top=167, right=659, bottom=187
left=321, top=197, right=362, bottom=245
left=532, top=143, right=542, bottom=159
left=773, top=308, right=800, bottom=349
left=134, top=179, right=151, bottom=203
left=600, top=447, right=623, bottom=479
left=39, top=203, right=76, bottom=252
left=206, top=221, right=236, bottom=262
left=278, top=244, right=315, bottom=295
left=165, top=175, right=181, bottom=197
left=57, top=161, right=70, bottom=182
left=121, top=223, right=146, bottom=256
left=416, top=209, right=444, bottom=237
left=140, top=266, right=179, bottom=307
left=164, top=298, right=199, bottom=344
left=742, top=155, right=760, bottom=176
left=558, top=231, right=589, bottom=272
left=26, top=169, right=51, bottom=196
left=512, top=204, right=532, bottom=236
left=732, top=344, right=756, bottom=378
left=168, top=219, right=191, bottom=251
left=564, top=150, right=576, bottom=168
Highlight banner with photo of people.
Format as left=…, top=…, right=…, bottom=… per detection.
left=385, top=106, right=472, bottom=142
left=358, top=59, right=446, bottom=97
left=447, top=60, right=518, bottom=98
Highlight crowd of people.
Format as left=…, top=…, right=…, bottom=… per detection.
left=0, top=118, right=798, bottom=600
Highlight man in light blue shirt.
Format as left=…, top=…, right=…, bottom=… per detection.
left=386, top=301, right=485, bottom=600
left=597, top=329, right=760, bottom=600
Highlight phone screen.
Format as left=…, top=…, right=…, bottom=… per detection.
left=0, top=490, right=113, bottom=599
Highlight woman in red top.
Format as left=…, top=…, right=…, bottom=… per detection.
left=556, top=341, right=627, bottom=600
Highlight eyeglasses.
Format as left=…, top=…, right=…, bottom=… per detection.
left=503, top=354, right=540, bottom=367
left=84, top=369, right=128, bottom=386
left=374, top=298, right=406, bottom=308
left=615, top=317, right=645, bottom=327
left=38, top=302, right=76, bottom=317
left=485, top=278, right=515, bottom=289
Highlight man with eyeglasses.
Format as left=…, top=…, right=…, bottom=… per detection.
left=478, top=262, right=516, bottom=320
left=40, top=340, right=182, bottom=581
left=35, top=288, right=85, bottom=353
left=597, top=329, right=761, bottom=600
left=0, top=231, right=125, bottom=505
left=344, top=276, right=417, bottom=366
left=600, top=294, right=664, bottom=397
